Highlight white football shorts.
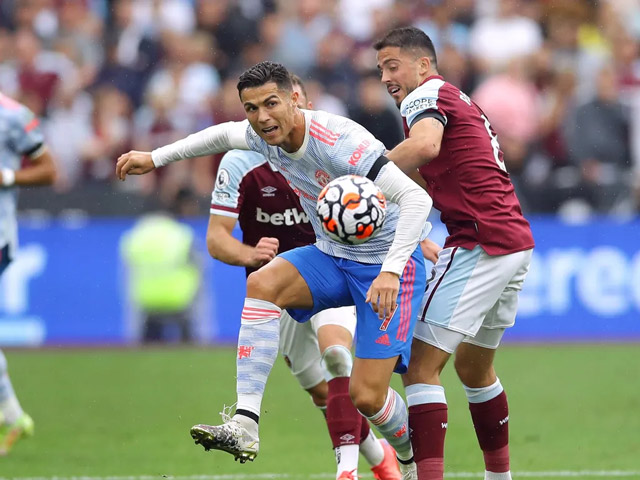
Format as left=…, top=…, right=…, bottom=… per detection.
left=414, top=245, right=532, bottom=354
left=279, top=306, right=356, bottom=389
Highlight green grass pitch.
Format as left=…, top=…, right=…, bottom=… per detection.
left=1, top=344, right=639, bottom=479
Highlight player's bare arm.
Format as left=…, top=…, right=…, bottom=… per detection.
left=2, top=148, right=56, bottom=187
left=407, top=168, right=428, bottom=189
left=386, top=117, right=444, bottom=173
left=207, top=214, right=279, bottom=269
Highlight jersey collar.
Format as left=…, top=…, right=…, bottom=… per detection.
left=419, top=74, right=444, bottom=87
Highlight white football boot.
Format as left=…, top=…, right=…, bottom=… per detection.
left=398, top=458, right=418, bottom=480
left=190, top=406, right=259, bottom=463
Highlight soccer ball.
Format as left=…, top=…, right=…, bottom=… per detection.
left=316, top=175, right=386, bottom=245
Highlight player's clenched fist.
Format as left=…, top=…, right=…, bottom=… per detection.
left=116, top=150, right=155, bottom=180
left=249, top=237, right=279, bottom=268
left=420, top=238, right=441, bottom=264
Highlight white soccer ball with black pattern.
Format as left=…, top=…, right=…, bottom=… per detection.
left=316, top=175, right=387, bottom=245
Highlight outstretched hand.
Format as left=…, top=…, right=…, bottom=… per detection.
left=366, top=271, right=400, bottom=320
left=116, top=150, right=155, bottom=180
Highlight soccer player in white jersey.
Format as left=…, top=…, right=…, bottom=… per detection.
left=0, top=92, right=57, bottom=455
left=207, top=75, right=400, bottom=479
left=117, top=61, right=434, bottom=480
left=375, top=27, right=535, bottom=480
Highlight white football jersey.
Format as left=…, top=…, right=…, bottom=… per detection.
left=0, top=94, right=45, bottom=257
left=244, top=109, right=422, bottom=264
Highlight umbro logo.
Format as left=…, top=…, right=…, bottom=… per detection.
left=375, top=334, right=391, bottom=346
left=339, top=433, right=355, bottom=443
left=261, top=186, right=277, bottom=196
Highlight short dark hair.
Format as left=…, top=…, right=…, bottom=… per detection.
left=373, top=26, right=437, bottom=67
left=289, top=74, right=308, bottom=101
left=237, top=61, right=293, bottom=97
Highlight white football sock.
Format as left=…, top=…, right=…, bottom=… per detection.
left=359, top=429, right=385, bottom=466
left=335, top=444, right=359, bottom=478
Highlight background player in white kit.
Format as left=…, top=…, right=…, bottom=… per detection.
left=208, top=75, right=400, bottom=479
left=117, top=61, right=433, bottom=480
left=0, top=92, right=57, bottom=455
left=375, top=27, right=535, bottom=480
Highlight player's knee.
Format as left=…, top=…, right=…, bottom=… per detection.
left=246, top=270, right=278, bottom=303
left=454, top=357, right=494, bottom=387
left=351, top=387, right=385, bottom=417
left=453, top=356, right=473, bottom=382
left=321, top=345, right=353, bottom=381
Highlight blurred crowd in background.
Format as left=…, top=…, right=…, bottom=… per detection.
left=1, top=0, right=640, bottom=219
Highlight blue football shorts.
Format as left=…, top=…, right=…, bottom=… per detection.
left=279, top=244, right=426, bottom=373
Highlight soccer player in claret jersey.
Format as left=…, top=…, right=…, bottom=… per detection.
left=0, top=92, right=57, bottom=455
left=208, top=75, right=400, bottom=479
left=375, top=27, right=535, bottom=480
left=117, top=61, right=434, bottom=480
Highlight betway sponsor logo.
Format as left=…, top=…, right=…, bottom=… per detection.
left=348, top=139, right=371, bottom=166
left=256, top=207, right=309, bottom=226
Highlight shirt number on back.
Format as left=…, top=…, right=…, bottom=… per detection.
left=481, top=114, right=506, bottom=172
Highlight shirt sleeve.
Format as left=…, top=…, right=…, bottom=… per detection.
left=210, top=151, right=261, bottom=218
left=373, top=162, right=433, bottom=275
left=152, top=120, right=252, bottom=167
left=400, top=80, right=448, bottom=130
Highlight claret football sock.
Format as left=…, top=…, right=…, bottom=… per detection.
left=326, top=377, right=361, bottom=474
left=464, top=379, right=511, bottom=478
left=327, top=377, right=362, bottom=447
left=406, top=383, right=448, bottom=480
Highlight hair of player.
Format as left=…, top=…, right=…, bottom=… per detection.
left=237, top=61, right=293, bottom=97
left=373, top=26, right=438, bottom=67
left=289, top=73, right=308, bottom=102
